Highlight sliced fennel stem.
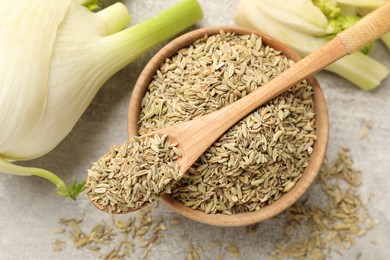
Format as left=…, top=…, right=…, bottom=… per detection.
left=324, top=51, right=389, bottom=90
left=234, top=0, right=389, bottom=90
left=0, top=156, right=69, bottom=197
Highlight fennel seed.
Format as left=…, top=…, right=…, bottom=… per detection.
left=52, top=239, right=65, bottom=252
left=170, top=218, right=182, bottom=225
left=227, top=244, right=240, bottom=257
left=52, top=227, right=66, bottom=233
left=358, top=120, right=373, bottom=140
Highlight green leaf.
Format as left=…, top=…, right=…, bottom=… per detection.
left=67, top=180, right=86, bottom=200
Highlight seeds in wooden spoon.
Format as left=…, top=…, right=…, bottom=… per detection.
left=85, top=134, right=182, bottom=213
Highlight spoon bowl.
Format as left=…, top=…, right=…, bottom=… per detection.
left=128, top=26, right=328, bottom=226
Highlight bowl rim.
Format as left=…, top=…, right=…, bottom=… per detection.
left=128, top=26, right=329, bottom=227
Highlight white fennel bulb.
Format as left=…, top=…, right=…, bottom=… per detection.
left=0, top=0, right=203, bottom=199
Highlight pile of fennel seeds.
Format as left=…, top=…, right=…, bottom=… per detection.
left=138, top=30, right=316, bottom=214
left=271, top=148, right=375, bottom=259
left=52, top=207, right=167, bottom=259
left=85, top=134, right=182, bottom=213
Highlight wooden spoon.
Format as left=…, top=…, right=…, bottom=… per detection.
left=88, top=3, right=390, bottom=216
left=157, top=2, right=390, bottom=172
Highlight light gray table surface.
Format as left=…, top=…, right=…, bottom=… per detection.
left=1, top=1, right=389, bottom=259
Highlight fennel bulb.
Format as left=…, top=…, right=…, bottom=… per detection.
left=0, top=0, right=203, bottom=199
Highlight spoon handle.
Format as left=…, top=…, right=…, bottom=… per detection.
left=337, top=2, right=390, bottom=55
left=166, top=3, right=390, bottom=172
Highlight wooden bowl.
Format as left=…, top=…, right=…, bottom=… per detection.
left=128, top=26, right=328, bottom=227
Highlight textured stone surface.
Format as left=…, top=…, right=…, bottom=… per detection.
left=1, top=1, right=389, bottom=259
